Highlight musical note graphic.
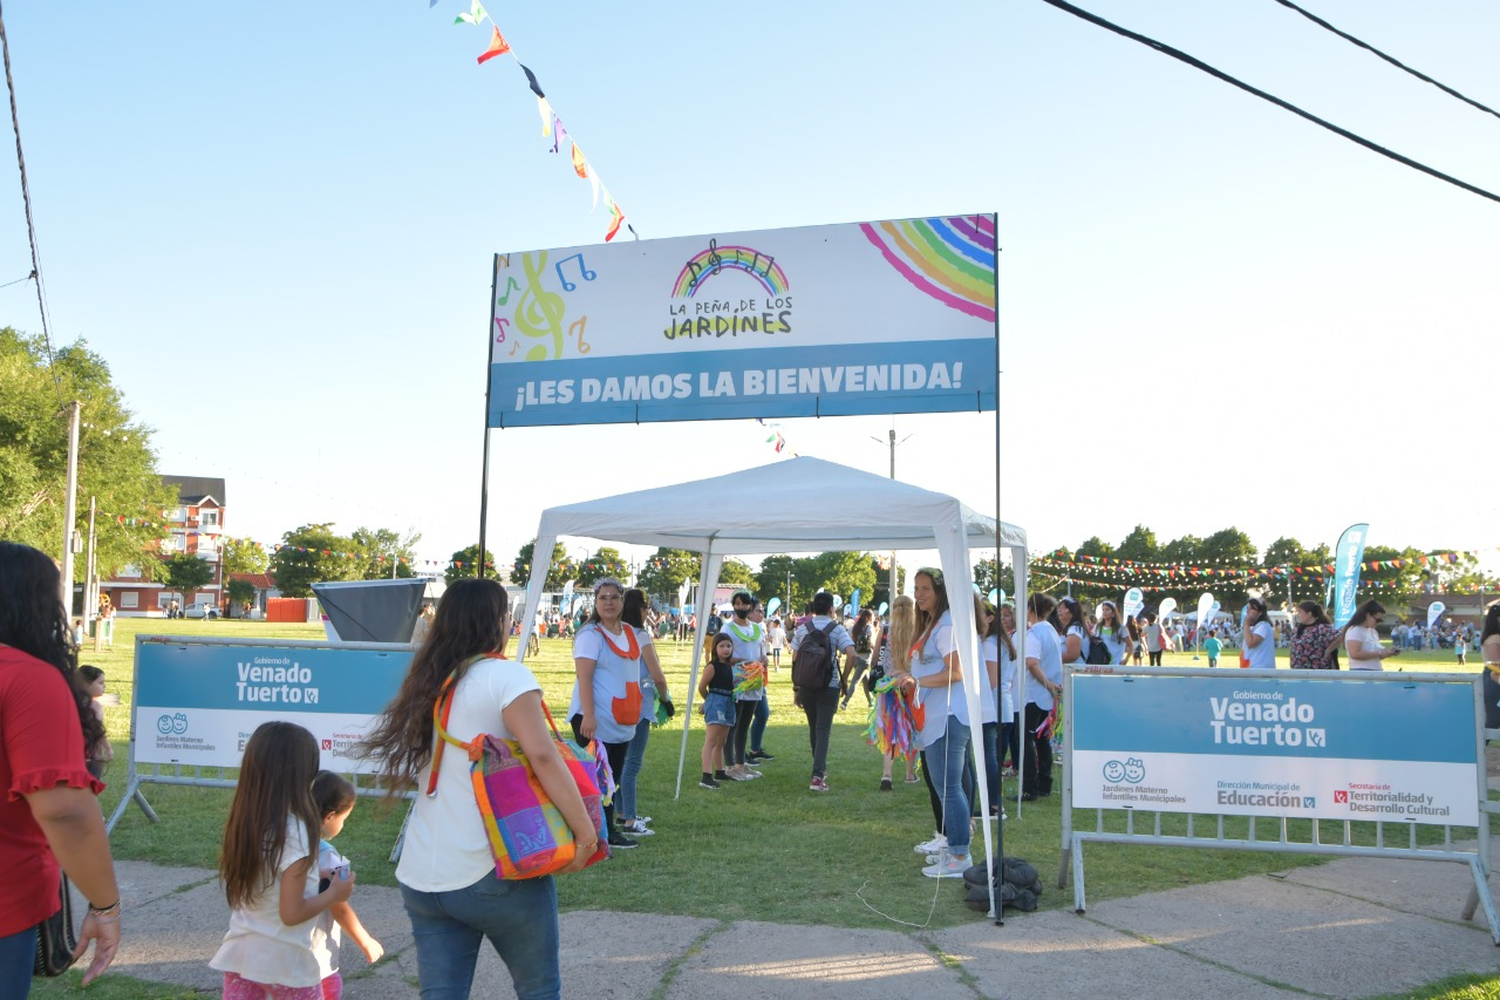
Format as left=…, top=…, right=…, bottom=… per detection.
left=569, top=316, right=592, bottom=354
left=686, top=259, right=702, bottom=285
left=493, top=316, right=511, bottom=343
left=497, top=276, right=521, bottom=306
left=509, top=341, right=521, bottom=357
left=707, top=238, right=722, bottom=274
left=554, top=253, right=597, bottom=292
left=514, top=251, right=566, bottom=359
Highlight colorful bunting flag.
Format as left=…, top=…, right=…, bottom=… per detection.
left=519, top=63, right=545, bottom=98
left=605, top=198, right=624, bottom=241
left=476, top=25, right=509, bottom=64
left=571, top=142, right=588, bottom=179
left=454, top=1, right=488, bottom=26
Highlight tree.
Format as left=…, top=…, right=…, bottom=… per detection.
left=162, top=552, right=214, bottom=598
left=755, top=555, right=798, bottom=608
left=0, top=328, right=176, bottom=581
left=1262, top=536, right=1307, bottom=569
left=226, top=577, right=256, bottom=608
left=636, top=548, right=699, bottom=603
left=352, top=526, right=420, bottom=580
left=797, top=551, right=875, bottom=608
left=574, top=546, right=628, bottom=589
left=719, top=558, right=755, bottom=589
left=1115, top=525, right=1159, bottom=563
left=223, top=536, right=269, bottom=577
left=508, top=539, right=570, bottom=590
left=1201, top=527, right=1257, bottom=566
left=268, top=523, right=359, bottom=597
left=972, top=558, right=1013, bottom=600
left=446, top=544, right=497, bottom=585
left=1075, top=536, right=1115, bottom=560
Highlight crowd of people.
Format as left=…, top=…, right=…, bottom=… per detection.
left=10, top=533, right=1500, bottom=1000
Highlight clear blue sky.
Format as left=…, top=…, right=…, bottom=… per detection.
left=4, top=1, right=1497, bottom=575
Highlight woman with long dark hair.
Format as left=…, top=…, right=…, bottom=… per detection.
left=615, top=588, right=671, bottom=837
left=1052, top=596, right=1093, bottom=670
left=357, top=577, right=595, bottom=998
left=0, top=542, right=121, bottom=995
left=1289, top=601, right=1340, bottom=670
left=1242, top=597, right=1276, bottom=670
left=1343, top=600, right=1400, bottom=672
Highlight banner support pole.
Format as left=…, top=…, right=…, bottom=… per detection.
left=477, top=254, right=500, bottom=579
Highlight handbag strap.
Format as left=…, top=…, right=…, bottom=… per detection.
left=427, top=653, right=563, bottom=796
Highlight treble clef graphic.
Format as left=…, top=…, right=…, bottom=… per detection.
left=514, top=251, right=566, bottom=360
left=707, top=238, right=722, bottom=274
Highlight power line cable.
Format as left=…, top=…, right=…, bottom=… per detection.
left=1035, top=0, right=1500, bottom=205
left=1270, top=0, right=1500, bottom=123
left=0, top=2, right=63, bottom=400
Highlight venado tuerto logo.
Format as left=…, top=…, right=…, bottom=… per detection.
left=1102, top=757, right=1146, bottom=783
left=156, top=712, right=188, bottom=735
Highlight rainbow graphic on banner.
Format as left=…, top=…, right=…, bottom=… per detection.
left=671, top=240, right=789, bottom=298
left=859, top=216, right=996, bottom=322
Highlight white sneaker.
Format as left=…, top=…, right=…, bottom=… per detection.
left=726, top=766, right=754, bottom=782
left=621, top=819, right=654, bottom=836
left=922, top=849, right=970, bottom=878
left=913, top=833, right=947, bottom=855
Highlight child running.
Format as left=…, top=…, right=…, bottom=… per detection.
left=211, top=722, right=355, bottom=999
left=310, top=771, right=384, bottom=991
left=697, top=634, right=738, bottom=789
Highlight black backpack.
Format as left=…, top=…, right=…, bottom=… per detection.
left=1085, top=633, right=1111, bottom=666
left=792, top=621, right=839, bottom=691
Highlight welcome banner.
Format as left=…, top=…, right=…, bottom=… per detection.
left=1071, top=671, right=1478, bottom=825
left=487, top=215, right=998, bottom=427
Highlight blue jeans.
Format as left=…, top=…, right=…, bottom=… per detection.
left=926, top=715, right=972, bottom=852
left=0, top=924, right=37, bottom=999
left=750, top=697, right=769, bottom=752
left=400, top=872, right=561, bottom=999
left=618, top=718, right=651, bottom=820
left=980, top=721, right=1000, bottom=810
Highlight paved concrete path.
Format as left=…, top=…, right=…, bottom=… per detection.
left=94, top=842, right=1500, bottom=999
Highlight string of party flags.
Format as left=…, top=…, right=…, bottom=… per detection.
left=1040, top=549, right=1485, bottom=578
left=442, top=0, right=637, bottom=243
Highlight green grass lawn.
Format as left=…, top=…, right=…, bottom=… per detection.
left=82, top=619, right=1492, bottom=929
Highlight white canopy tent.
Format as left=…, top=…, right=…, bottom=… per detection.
left=515, top=456, right=1027, bottom=919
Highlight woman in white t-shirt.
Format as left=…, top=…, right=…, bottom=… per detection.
left=1022, top=593, right=1063, bottom=800
left=1242, top=597, right=1277, bottom=670
left=1052, top=597, right=1092, bottom=670
left=357, top=578, right=597, bottom=999
left=1096, top=601, right=1130, bottom=666
left=1343, top=600, right=1400, bottom=672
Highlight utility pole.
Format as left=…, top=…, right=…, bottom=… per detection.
left=871, top=427, right=914, bottom=604
left=59, top=401, right=81, bottom=613
left=84, top=496, right=98, bottom=626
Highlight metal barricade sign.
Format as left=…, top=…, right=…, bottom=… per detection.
left=1062, top=666, right=1497, bottom=943
left=1071, top=671, right=1478, bottom=825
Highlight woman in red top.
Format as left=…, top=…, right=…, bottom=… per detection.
left=0, top=542, right=122, bottom=995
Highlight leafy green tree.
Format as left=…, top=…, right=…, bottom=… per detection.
left=574, top=546, right=628, bottom=589
left=1075, top=536, right=1115, bottom=560
left=869, top=556, right=906, bottom=610
left=0, top=328, right=176, bottom=580
left=636, top=548, right=699, bottom=603
left=719, top=558, right=755, bottom=589
left=223, top=536, right=269, bottom=577
left=268, top=523, right=359, bottom=597
left=1262, top=536, right=1307, bottom=569
left=352, top=526, right=420, bottom=580
left=1115, top=525, right=1159, bottom=563
left=446, top=543, right=497, bottom=584
left=797, top=551, right=875, bottom=608
left=226, top=578, right=256, bottom=608
left=508, top=539, right=570, bottom=589
left=162, top=552, right=214, bottom=597
left=755, top=554, right=798, bottom=608
left=1201, top=528, right=1257, bottom=566
left=1159, top=535, right=1202, bottom=566
left=971, top=558, right=1012, bottom=600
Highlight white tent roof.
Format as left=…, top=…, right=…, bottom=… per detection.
left=531, top=456, right=1021, bottom=555
left=517, top=455, right=1027, bottom=919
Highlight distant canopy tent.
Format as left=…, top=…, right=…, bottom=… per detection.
left=311, top=578, right=428, bottom=643
left=516, top=456, right=1027, bottom=919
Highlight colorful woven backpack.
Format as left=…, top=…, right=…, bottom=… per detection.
left=429, top=654, right=609, bottom=879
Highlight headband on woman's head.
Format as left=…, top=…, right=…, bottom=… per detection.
left=592, top=577, right=624, bottom=594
